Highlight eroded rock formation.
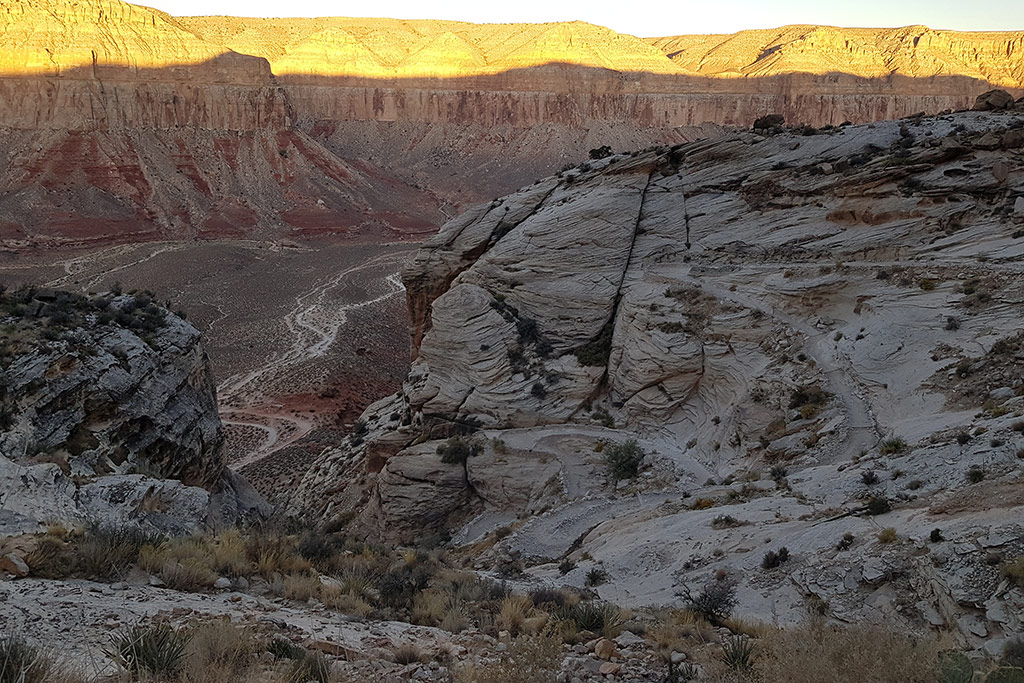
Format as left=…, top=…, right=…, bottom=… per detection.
left=295, top=103, right=1024, bottom=646
left=0, top=287, right=268, bottom=532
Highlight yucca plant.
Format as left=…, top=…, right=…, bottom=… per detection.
left=105, top=623, right=189, bottom=677
left=1, top=636, right=52, bottom=683
left=557, top=602, right=624, bottom=638
left=287, top=651, right=330, bottom=683
left=721, top=635, right=756, bottom=672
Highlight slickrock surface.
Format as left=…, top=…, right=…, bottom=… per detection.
left=297, top=105, right=1024, bottom=651
left=1, top=0, right=1023, bottom=244
left=0, top=288, right=267, bottom=533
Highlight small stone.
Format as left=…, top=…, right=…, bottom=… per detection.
left=1003, top=130, right=1024, bottom=149
left=670, top=651, right=687, bottom=664
left=214, top=577, right=232, bottom=589
left=818, top=163, right=834, bottom=175
left=613, top=631, right=645, bottom=648
left=992, top=161, right=1011, bottom=183
left=1015, top=197, right=1024, bottom=215
left=234, top=576, right=249, bottom=590
left=599, top=662, right=621, bottom=676
left=975, top=132, right=1001, bottom=150
left=594, top=638, right=617, bottom=661
left=0, top=554, right=29, bottom=578
left=148, top=575, right=165, bottom=587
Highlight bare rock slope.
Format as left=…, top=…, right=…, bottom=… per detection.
left=0, top=287, right=267, bottom=533
left=299, top=102, right=1024, bottom=650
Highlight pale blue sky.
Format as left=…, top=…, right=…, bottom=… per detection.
left=148, top=0, right=1022, bottom=36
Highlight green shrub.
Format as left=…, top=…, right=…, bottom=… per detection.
left=557, top=603, right=624, bottom=638
left=680, top=575, right=738, bottom=624
left=880, top=437, right=908, bottom=455
left=721, top=635, right=756, bottom=672
left=437, top=436, right=483, bottom=465
left=603, top=440, right=645, bottom=481
left=0, top=636, right=54, bottom=683
left=75, top=524, right=164, bottom=580
left=106, top=623, right=189, bottom=677
left=287, top=652, right=330, bottom=683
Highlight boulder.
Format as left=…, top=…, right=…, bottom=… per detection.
left=594, top=638, right=617, bottom=661
left=974, top=90, right=1015, bottom=111
left=0, top=553, right=29, bottom=577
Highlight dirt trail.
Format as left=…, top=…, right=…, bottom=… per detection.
left=218, top=253, right=407, bottom=465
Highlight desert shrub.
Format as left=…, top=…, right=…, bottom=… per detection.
left=753, top=622, right=943, bottom=682
left=75, top=524, right=164, bottom=579
left=281, top=573, right=323, bottom=602
left=530, top=589, right=571, bottom=609
left=589, top=145, right=613, bottom=160
left=558, top=602, right=624, bottom=638
left=865, top=496, right=892, bottom=515
left=880, top=437, right=908, bottom=455
left=287, top=652, right=330, bottom=683
left=437, top=436, right=483, bottom=465
left=585, top=567, right=609, bottom=586
left=761, top=547, right=790, bottom=569
left=837, top=532, right=855, bottom=551
left=603, top=440, right=645, bottom=481
left=1001, top=557, right=1024, bottom=586
left=390, top=643, right=426, bottom=665
left=454, top=634, right=561, bottom=683
left=789, top=385, right=829, bottom=410
left=721, top=635, right=756, bottom=672
left=496, top=595, right=535, bottom=636
left=573, top=318, right=614, bottom=367
left=860, top=469, right=879, bottom=486
left=0, top=636, right=56, bottom=683
left=23, top=536, right=73, bottom=578
left=160, top=557, right=217, bottom=592
left=966, top=466, right=985, bottom=484
left=266, top=639, right=304, bottom=661
left=680, top=575, right=738, bottom=625
left=558, top=559, right=576, bottom=575
left=106, top=623, right=190, bottom=678
left=182, top=621, right=256, bottom=681
left=877, top=528, right=899, bottom=544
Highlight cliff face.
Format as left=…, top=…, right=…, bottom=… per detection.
left=294, top=104, right=1024, bottom=642
left=0, top=287, right=268, bottom=532
left=1, top=0, right=1023, bottom=245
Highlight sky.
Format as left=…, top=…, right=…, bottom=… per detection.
left=146, top=0, right=1023, bottom=36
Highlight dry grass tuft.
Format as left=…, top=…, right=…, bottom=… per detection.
left=752, top=620, right=943, bottom=682
left=455, top=634, right=561, bottom=683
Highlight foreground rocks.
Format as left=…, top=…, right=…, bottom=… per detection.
left=0, top=288, right=268, bottom=533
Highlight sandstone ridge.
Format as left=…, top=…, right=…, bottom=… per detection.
left=296, top=104, right=1024, bottom=649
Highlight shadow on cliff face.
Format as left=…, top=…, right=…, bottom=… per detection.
left=0, top=55, right=1019, bottom=247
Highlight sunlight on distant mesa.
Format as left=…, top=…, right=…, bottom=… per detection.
left=2, top=0, right=1024, bottom=85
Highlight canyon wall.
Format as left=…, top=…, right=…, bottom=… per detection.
left=1, top=0, right=1023, bottom=245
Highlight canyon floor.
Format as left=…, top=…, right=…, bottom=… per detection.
left=0, top=238, right=414, bottom=501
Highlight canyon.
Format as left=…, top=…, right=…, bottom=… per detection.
left=1, top=0, right=1023, bottom=246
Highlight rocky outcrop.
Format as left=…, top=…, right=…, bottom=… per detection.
left=2, top=0, right=1023, bottom=245
left=0, top=287, right=268, bottom=532
left=295, top=107, right=1024, bottom=647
